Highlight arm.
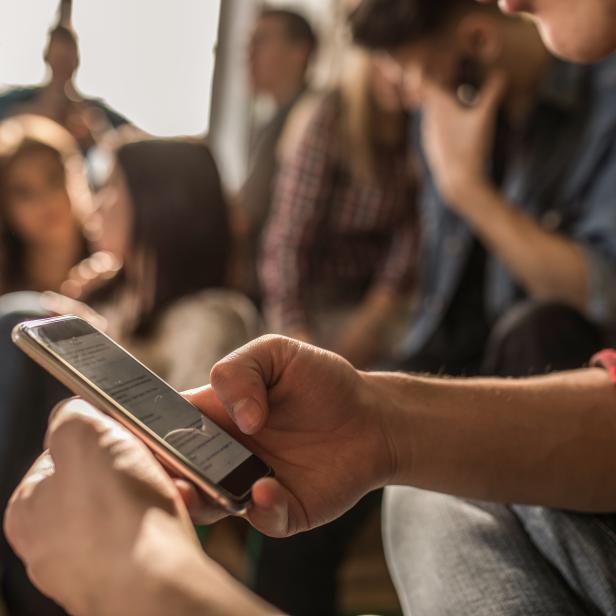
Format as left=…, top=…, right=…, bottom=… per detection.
left=420, top=74, right=589, bottom=312
left=449, top=181, right=588, bottom=311
left=6, top=337, right=616, bottom=614
left=181, top=337, right=616, bottom=538
left=374, top=366, right=616, bottom=511
left=4, top=400, right=279, bottom=616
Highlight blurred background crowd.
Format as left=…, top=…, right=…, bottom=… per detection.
left=1, top=0, right=615, bottom=615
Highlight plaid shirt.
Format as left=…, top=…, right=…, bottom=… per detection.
left=260, top=93, right=416, bottom=331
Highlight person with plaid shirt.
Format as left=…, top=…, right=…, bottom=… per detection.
left=260, top=53, right=417, bottom=369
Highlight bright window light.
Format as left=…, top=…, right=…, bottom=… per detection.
left=0, top=0, right=58, bottom=85
left=1, top=1, right=221, bottom=137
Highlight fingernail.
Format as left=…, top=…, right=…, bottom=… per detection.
left=230, top=398, right=261, bottom=434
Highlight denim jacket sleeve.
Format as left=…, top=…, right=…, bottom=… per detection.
left=569, top=137, right=616, bottom=329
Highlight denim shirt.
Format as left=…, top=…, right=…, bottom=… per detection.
left=401, top=55, right=616, bottom=359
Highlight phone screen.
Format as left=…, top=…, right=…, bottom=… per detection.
left=29, top=318, right=260, bottom=493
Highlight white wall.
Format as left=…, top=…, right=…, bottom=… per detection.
left=0, top=0, right=57, bottom=86
left=0, top=1, right=221, bottom=137
left=208, top=0, right=343, bottom=191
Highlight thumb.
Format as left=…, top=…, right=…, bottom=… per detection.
left=208, top=335, right=294, bottom=435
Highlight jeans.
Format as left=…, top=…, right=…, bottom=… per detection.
left=398, top=300, right=606, bottom=377
left=384, top=488, right=616, bottom=615
left=0, top=293, right=68, bottom=616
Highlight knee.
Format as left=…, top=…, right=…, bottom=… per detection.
left=494, top=301, right=590, bottom=342
left=382, top=486, right=450, bottom=566
left=484, top=301, right=604, bottom=376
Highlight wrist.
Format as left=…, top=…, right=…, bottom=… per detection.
left=358, top=371, right=417, bottom=489
left=440, top=172, right=493, bottom=214
left=116, top=511, right=277, bottom=616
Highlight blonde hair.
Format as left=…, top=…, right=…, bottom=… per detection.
left=338, top=48, right=409, bottom=183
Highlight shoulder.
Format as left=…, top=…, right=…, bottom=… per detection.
left=277, top=90, right=342, bottom=164
left=277, top=91, right=331, bottom=163
left=0, top=86, right=39, bottom=116
left=85, top=97, right=130, bottom=127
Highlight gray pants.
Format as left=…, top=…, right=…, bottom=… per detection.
left=384, top=486, right=616, bottom=615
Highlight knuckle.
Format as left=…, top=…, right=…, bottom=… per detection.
left=255, top=333, right=287, bottom=348
left=210, top=358, right=233, bottom=386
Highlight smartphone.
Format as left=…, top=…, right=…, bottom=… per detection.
left=12, top=315, right=272, bottom=514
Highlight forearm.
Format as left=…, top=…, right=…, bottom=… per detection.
left=129, top=511, right=279, bottom=616
left=368, top=367, right=616, bottom=511
left=455, top=180, right=588, bottom=311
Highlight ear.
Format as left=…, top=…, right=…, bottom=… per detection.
left=455, top=14, right=504, bottom=65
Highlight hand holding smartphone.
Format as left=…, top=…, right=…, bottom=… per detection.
left=12, top=315, right=272, bottom=514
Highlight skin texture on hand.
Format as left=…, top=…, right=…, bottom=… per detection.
left=420, top=71, right=506, bottom=208
left=5, top=334, right=616, bottom=615
left=371, top=367, right=616, bottom=511
left=190, top=336, right=616, bottom=514
left=181, top=335, right=396, bottom=537
left=3, top=399, right=277, bottom=616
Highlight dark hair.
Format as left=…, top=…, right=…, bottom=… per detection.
left=112, top=140, right=231, bottom=336
left=350, top=0, right=492, bottom=50
left=260, top=6, right=318, bottom=58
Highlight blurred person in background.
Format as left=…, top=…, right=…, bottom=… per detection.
left=261, top=50, right=417, bottom=371
left=350, top=0, right=616, bottom=378
left=253, top=49, right=416, bottom=616
left=0, top=138, right=260, bottom=616
left=0, top=115, right=92, bottom=297
left=234, top=6, right=317, bottom=304
left=0, top=23, right=129, bottom=153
